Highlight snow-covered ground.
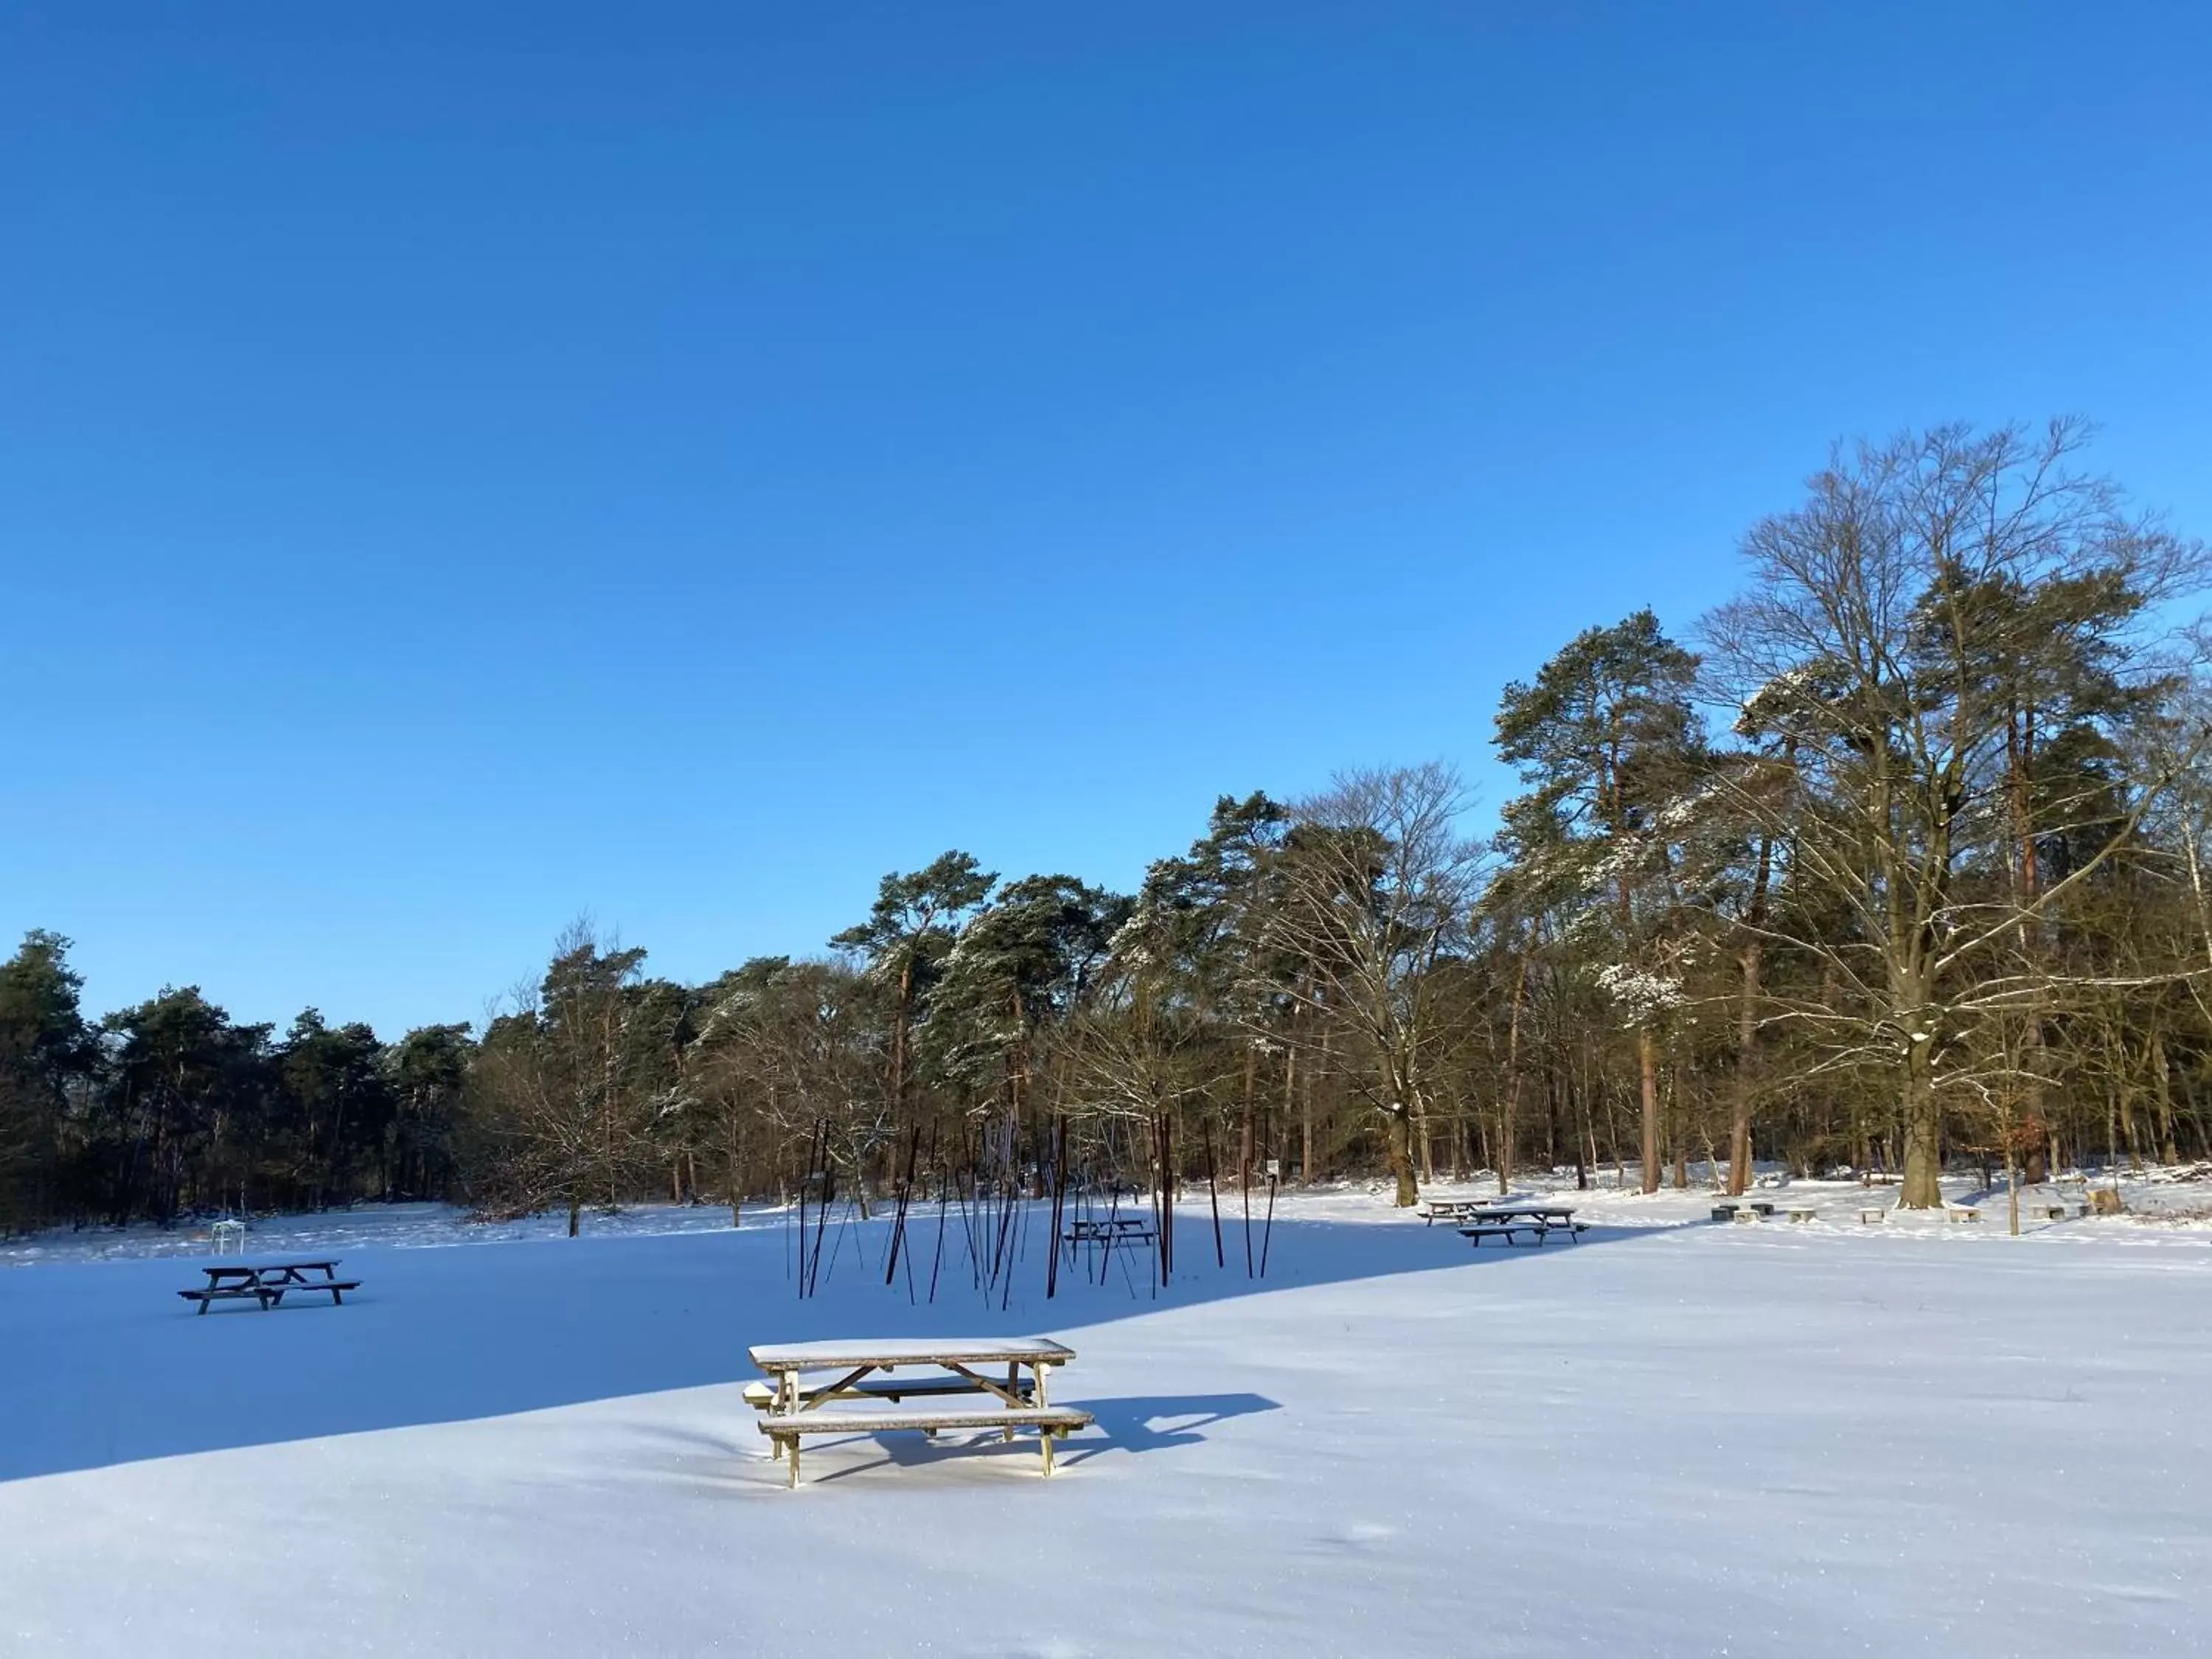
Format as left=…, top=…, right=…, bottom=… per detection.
left=9, top=1160, right=2208, bottom=1270
left=4, top=1179, right=2209, bottom=1656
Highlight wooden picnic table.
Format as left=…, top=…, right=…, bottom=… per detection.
left=1063, top=1216, right=1155, bottom=1238
left=746, top=1337, right=1092, bottom=1488
left=1457, top=1204, right=1585, bottom=1247
left=1419, top=1197, right=1496, bottom=1225
left=1061, top=1214, right=1158, bottom=1262
left=178, top=1259, right=361, bottom=1315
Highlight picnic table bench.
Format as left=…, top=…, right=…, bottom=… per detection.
left=178, top=1259, right=360, bottom=1315
left=1456, top=1204, right=1585, bottom=1248
left=747, top=1338, right=1093, bottom=1488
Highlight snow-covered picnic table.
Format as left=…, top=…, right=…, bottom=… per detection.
left=745, top=1337, right=1093, bottom=1488
left=1457, top=1204, right=1586, bottom=1247
left=178, top=1259, right=361, bottom=1315
left=1061, top=1214, right=1158, bottom=1264
left=1419, top=1197, right=1495, bottom=1225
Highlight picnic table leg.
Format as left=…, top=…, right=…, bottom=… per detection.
left=785, top=1434, right=800, bottom=1489
left=1040, top=1427, right=1056, bottom=1476
left=1004, top=1363, right=1018, bottom=1441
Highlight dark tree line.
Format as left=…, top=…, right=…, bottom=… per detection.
left=6, top=421, right=2208, bottom=1237
left=0, top=931, right=471, bottom=1230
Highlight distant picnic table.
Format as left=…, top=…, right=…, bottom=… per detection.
left=746, top=1337, right=1093, bottom=1489
left=178, top=1259, right=360, bottom=1315
left=1456, top=1204, right=1586, bottom=1248
left=1061, top=1214, right=1158, bottom=1265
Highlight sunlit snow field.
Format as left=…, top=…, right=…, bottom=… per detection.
left=4, top=1175, right=2208, bottom=1657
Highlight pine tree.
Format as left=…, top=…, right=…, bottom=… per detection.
left=1495, top=609, right=1703, bottom=1194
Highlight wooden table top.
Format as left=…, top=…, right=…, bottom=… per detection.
left=202, top=1259, right=341, bottom=1278
left=748, top=1337, right=1076, bottom=1371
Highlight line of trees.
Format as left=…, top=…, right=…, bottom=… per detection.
left=0, top=932, right=473, bottom=1231
left=5, top=420, right=2208, bottom=1236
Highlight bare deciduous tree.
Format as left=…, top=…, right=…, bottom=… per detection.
left=1260, top=763, right=1486, bottom=1207
left=466, top=920, right=665, bottom=1236
left=1701, top=421, right=2208, bottom=1206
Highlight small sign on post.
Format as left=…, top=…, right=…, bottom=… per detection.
left=1265, top=1158, right=1280, bottom=1179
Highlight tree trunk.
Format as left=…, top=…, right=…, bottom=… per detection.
left=1498, top=945, right=1531, bottom=1197
left=1385, top=1107, right=1419, bottom=1207
left=1239, top=1043, right=1258, bottom=1189
left=2009, top=705, right=2053, bottom=1158
left=1727, top=827, right=1775, bottom=1195
left=1544, top=1068, right=1562, bottom=1183
left=2118, top=1070, right=2143, bottom=1172
left=1900, top=1046, right=1944, bottom=1208
left=1573, top=1067, right=1592, bottom=1191
left=1637, top=1029, right=1660, bottom=1194
left=1304, top=1010, right=1325, bottom=1188
left=727, top=1115, right=744, bottom=1229
left=1300, top=1073, right=1315, bottom=1189
left=2154, top=1036, right=2180, bottom=1167
left=566, top=1195, right=582, bottom=1238
left=1669, top=1058, right=1688, bottom=1189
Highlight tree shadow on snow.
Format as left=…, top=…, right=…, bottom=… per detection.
left=0, top=1211, right=1640, bottom=1482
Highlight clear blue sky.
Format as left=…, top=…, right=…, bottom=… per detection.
left=4, top=1, right=2207, bottom=1036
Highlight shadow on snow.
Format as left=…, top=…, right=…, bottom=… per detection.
left=793, top=1393, right=1287, bottom=1485
left=0, top=1207, right=1648, bottom=1483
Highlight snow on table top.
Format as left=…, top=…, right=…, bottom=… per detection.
left=748, top=1337, right=1074, bottom=1371
left=205, top=1258, right=343, bottom=1271
left=754, top=1406, right=1092, bottom=1433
